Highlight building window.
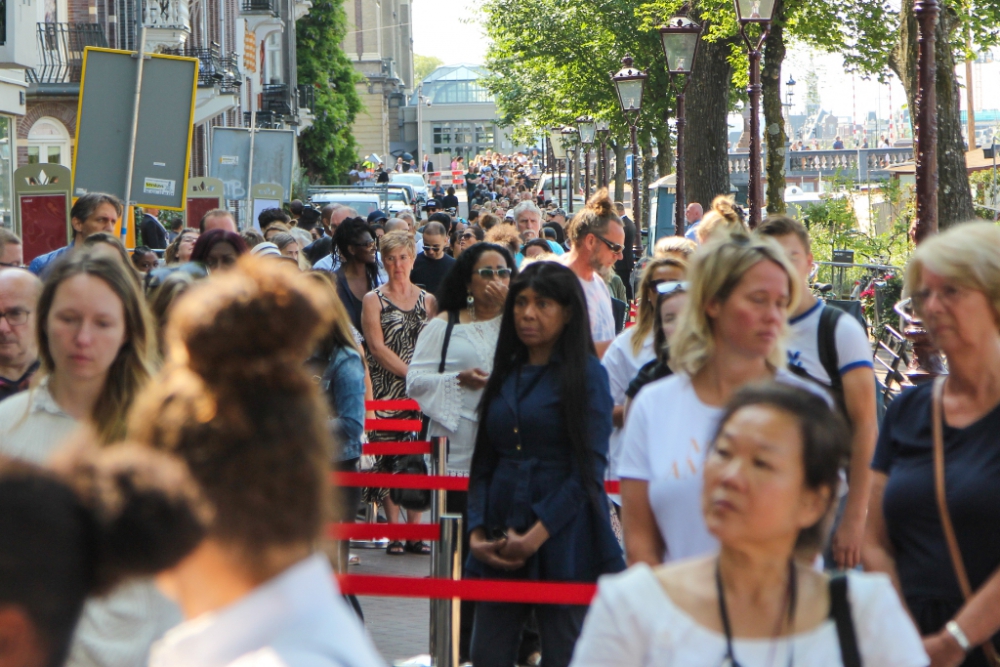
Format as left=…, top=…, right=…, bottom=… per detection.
left=0, top=116, right=12, bottom=229
left=432, top=121, right=497, bottom=158
left=26, top=117, right=71, bottom=167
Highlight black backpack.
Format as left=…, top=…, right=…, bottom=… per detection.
left=789, top=305, right=847, bottom=418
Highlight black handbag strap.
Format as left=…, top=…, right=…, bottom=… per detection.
left=419, top=311, right=459, bottom=440
left=829, top=573, right=862, bottom=667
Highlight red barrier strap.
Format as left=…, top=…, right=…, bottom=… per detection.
left=362, top=441, right=433, bottom=456
left=337, top=574, right=597, bottom=605
left=367, top=399, right=421, bottom=411
left=332, top=471, right=470, bottom=491
left=332, top=472, right=620, bottom=495
left=365, top=419, right=424, bottom=432
left=328, top=523, right=440, bottom=541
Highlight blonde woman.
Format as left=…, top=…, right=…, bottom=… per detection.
left=695, top=195, right=749, bottom=245
left=362, top=230, right=437, bottom=553
left=0, top=249, right=166, bottom=667
left=602, top=257, right=687, bottom=487
left=618, top=234, right=829, bottom=566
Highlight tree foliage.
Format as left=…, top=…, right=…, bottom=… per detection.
left=296, top=0, right=364, bottom=184
left=414, top=54, right=444, bottom=84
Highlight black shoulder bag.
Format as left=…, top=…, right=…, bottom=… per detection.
left=390, top=311, right=458, bottom=512
left=829, top=573, right=862, bottom=667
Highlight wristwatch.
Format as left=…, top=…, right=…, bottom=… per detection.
left=945, top=620, right=972, bottom=653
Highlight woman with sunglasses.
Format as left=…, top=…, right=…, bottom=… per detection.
left=573, top=384, right=927, bottom=667
left=602, top=257, right=688, bottom=490
left=333, top=217, right=386, bottom=336
left=407, top=241, right=517, bottom=662
left=460, top=226, right=486, bottom=255
left=619, top=234, right=830, bottom=567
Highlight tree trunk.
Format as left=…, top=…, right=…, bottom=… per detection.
left=763, top=0, right=788, bottom=214
left=614, top=141, right=627, bottom=203
left=684, top=25, right=737, bottom=210
left=889, top=0, right=975, bottom=229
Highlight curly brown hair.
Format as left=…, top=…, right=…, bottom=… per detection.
left=128, top=257, right=336, bottom=571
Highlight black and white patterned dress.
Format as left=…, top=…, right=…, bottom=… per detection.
left=364, top=287, right=429, bottom=502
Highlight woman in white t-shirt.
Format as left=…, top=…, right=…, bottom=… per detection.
left=619, top=233, right=827, bottom=565
left=572, top=384, right=927, bottom=667
left=602, top=257, right=687, bottom=488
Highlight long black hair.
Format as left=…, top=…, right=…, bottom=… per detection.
left=435, top=242, right=517, bottom=313
left=333, top=217, right=381, bottom=290
left=472, top=261, right=600, bottom=502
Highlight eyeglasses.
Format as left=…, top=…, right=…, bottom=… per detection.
left=475, top=267, right=513, bottom=279
left=461, top=233, right=477, bottom=241
left=593, top=233, right=624, bottom=255
left=656, top=281, right=688, bottom=298
left=0, top=308, right=31, bottom=326
left=911, top=284, right=967, bottom=312
left=352, top=240, right=376, bottom=249
left=424, top=245, right=446, bottom=253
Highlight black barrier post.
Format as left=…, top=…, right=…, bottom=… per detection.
left=432, top=514, right=462, bottom=667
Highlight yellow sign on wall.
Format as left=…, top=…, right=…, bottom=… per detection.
left=244, top=23, right=256, bottom=73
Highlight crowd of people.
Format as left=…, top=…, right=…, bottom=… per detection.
left=0, top=158, right=999, bottom=667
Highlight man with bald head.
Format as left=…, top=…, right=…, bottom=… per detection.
left=305, top=204, right=355, bottom=265
left=683, top=202, right=704, bottom=241
left=199, top=208, right=237, bottom=234
left=0, top=269, right=42, bottom=402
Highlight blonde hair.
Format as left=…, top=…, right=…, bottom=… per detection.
left=631, top=257, right=688, bottom=355
left=696, top=195, right=748, bottom=244
left=905, top=221, right=1000, bottom=319
left=654, top=236, right=697, bottom=259
left=379, top=229, right=416, bottom=258
left=669, top=234, right=800, bottom=375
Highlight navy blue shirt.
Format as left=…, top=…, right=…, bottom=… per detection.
left=873, top=383, right=1000, bottom=628
left=466, top=355, right=625, bottom=582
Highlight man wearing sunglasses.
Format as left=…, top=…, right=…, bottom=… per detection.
left=409, top=221, right=454, bottom=293
left=560, top=194, right=626, bottom=358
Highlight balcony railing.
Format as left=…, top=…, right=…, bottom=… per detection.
left=243, top=110, right=281, bottom=129
left=261, top=83, right=292, bottom=116
left=143, top=0, right=190, bottom=31
left=27, top=22, right=108, bottom=84
left=728, top=146, right=915, bottom=184
left=162, top=45, right=241, bottom=91
left=296, top=83, right=314, bottom=111
left=241, top=0, right=278, bottom=16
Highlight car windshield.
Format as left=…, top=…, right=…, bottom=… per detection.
left=314, top=200, right=379, bottom=217
left=392, top=175, right=425, bottom=187
left=388, top=191, right=407, bottom=202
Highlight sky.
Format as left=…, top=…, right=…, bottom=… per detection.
left=410, top=0, right=998, bottom=126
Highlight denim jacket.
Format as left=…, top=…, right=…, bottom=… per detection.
left=322, top=345, right=366, bottom=461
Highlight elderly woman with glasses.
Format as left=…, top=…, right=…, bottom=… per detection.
left=866, top=222, right=1000, bottom=667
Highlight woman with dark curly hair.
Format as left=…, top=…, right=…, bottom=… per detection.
left=129, top=257, right=384, bottom=667
left=332, top=217, right=385, bottom=335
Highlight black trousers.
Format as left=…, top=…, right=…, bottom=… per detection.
left=470, top=602, right=588, bottom=667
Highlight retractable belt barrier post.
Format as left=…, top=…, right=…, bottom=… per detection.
left=431, top=514, right=461, bottom=667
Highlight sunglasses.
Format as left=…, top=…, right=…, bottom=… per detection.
left=424, top=245, right=446, bottom=252
left=593, top=233, right=624, bottom=255
left=461, top=233, right=477, bottom=241
left=475, top=267, right=513, bottom=279
left=352, top=239, right=376, bottom=249
left=656, top=280, right=688, bottom=297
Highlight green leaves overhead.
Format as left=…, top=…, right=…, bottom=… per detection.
left=296, top=0, right=364, bottom=184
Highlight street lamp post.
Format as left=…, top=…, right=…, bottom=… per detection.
left=734, top=0, right=776, bottom=229
left=659, top=15, right=702, bottom=237
left=550, top=126, right=567, bottom=208
left=784, top=75, right=796, bottom=140
left=596, top=120, right=610, bottom=189
left=911, top=0, right=940, bottom=244
left=577, top=116, right=596, bottom=202
left=611, top=55, right=647, bottom=232
left=562, top=125, right=577, bottom=214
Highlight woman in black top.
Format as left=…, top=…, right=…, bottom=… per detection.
left=332, top=217, right=383, bottom=335
left=865, top=222, right=1000, bottom=667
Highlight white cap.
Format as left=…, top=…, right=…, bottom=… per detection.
left=251, top=242, right=281, bottom=257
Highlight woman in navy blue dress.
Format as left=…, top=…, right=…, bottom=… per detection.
left=466, top=261, right=625, bottom=667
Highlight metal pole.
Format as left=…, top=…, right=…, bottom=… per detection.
left=417, top=85, right=422, bottom=167
left=674, top=84, right=687, bottom=236
left=431, top=514, right=462, bottom=667
left=558, top=158, right=564, bottom=209
left=121, top=24, right=148, bottom=245
left=911, top=0, right=940, bottom=244
left=747, top=45, right=763, bottom=229
left=584, top=147, right=591, bottom=202
left=246, top=112, right=257, bottom=232
left=630, top=123, right=640, bottom=233
left=429, top=436, right=448, bottom=665
left=567, top=154, right=574, bottom=214
left=602, top=141, right=608, bottom=189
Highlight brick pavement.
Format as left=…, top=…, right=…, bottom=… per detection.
left=350, top=544, right=431, bottom=665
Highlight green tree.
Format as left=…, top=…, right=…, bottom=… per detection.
left=414, top=54, right=444, bottom=84
left=296, top=0, right=364, bottom=184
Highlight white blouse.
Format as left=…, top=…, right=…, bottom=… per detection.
left=571, top=564, right=928, bottom=667
left=601, top=327, right=655, bottom=490
left=407, top=315, right=501, bottom=474
left=0, top=378, right=78, bottom=464
left=149, top=553, right=385, bottom=667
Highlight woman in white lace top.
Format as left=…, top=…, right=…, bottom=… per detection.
left=408, top=242, right=517, bottom=475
